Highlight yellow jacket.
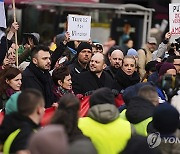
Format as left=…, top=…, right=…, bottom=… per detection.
left=78, top=115, right=131, bottom=154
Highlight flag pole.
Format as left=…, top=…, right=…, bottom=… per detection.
left=12, top=0, right=18, bottom=67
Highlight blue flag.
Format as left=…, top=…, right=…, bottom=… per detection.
left=0, top=0, right=7, bottom=28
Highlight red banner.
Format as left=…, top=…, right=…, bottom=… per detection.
left=0, top=94, right=124, bottom=126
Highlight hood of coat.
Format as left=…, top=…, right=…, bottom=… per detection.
left=88, top=104, right=119, bottom=124
left=126, top=96, right=155, bottom=124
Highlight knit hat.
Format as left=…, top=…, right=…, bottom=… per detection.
left=127, top=48, right=138, bottom=56
left=56, top=33, right=65, bottom=47
left=23, top=33, right=40, bottom=45
left=145, top=61, right=158, bottom=73
left=5, top=92, right=21, bottom=115
left=28, top=124, right=68, bottom=154
left=77, top=42, right=92, bottom=55
left=153, top=103, right=179, bottom=134
left=158, top=62, right=176, bottom=77
left=89, top=88, right=115, bottom=107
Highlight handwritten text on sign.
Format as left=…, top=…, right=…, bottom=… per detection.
left=68, top=15, right=91, bottom=41
left=169, top=4, right=180, bottom=35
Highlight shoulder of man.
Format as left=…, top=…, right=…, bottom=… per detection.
left=22, top=66, right=34, bottom=77
left=68, top=62, right=82, bottom=75
left=10, top=124, right=36, bottom=153
left=138, top=48, right=147, bottom=55
left=104, top=67, right=116, bottom=79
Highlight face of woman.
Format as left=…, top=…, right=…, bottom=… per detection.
left=7, top=43, right=16, bottom=65
left=122, top=58, right=136, bottom=76
left=60, top=75, right=72, bottom=90
left=6, top=73, right=22, bottom=91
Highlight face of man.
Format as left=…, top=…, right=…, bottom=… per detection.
left=147, top=43, right=157, bottom=52
left=173, top=58, right=180, bottom=73
left=109, top=50, right=124, bottom=68
left=90, top=53, right=106, bottom=74
left=33, top=50, right=51, bottom=71
left=78, top=49, right=92, bottom=65
left=165, top=69, right=177, bottom=77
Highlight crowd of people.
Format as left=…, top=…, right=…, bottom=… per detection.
left=0, top=21, right=180, bottom=154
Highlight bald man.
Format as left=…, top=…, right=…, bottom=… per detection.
left=105, top=49, right=124, bottom=79
left=72, top=53, right=114, bottom=95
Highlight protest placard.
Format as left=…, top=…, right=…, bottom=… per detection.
left=67, top=14, right=91, bottom=41
left=0, top=0, right=6, bottom=28
left=169, top=3, right=180, bottom=42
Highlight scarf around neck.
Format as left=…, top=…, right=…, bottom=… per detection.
left=28, top=62, right=53, bottom=107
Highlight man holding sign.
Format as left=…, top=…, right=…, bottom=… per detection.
left=68, top=42, right=93, bottom=78
left=67, top=14, right=93, bottom=81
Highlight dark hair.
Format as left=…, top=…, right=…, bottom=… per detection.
left=0, top=67, right=21, bottom=95
left=107, top=45, right=122, bottom=56
left=31, top=45, right=50, bottom=59
left=52, top=66, right=70, bottom=86
left=51, top=94, right=80, bottom=138
left=145, top=61, right=158, bottom=73
left=18, top=89, right=44, bottom=116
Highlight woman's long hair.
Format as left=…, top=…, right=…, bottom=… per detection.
left=0, top=66, right=21, bottom=95
left=51, top=94, right=80, bottom=137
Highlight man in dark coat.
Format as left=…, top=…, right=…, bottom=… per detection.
left=104, top=49, right=124, bottom=79
left=22, top=45, right=55, bottom=108
left=68, top=42, right=92, bottom=78
left=72, top=53, right=114, bottom=95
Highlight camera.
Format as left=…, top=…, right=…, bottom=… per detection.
left=175, top=37, right=180, bottom=51
left=160, top=74, right=180, bottom=102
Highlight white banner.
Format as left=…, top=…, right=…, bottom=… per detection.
left=0, top=0, right=7, bottom=28
left=169, top=3, right=180, bottom=42
left=68, top=14, right=91, bottom=41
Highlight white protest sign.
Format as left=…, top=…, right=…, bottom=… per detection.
left=169, top=3, right=180, bottom=42
left=68, top=14, right=91, bottom=41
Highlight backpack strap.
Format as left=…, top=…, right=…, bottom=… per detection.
left=141, top=48, right=147, bottom=56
